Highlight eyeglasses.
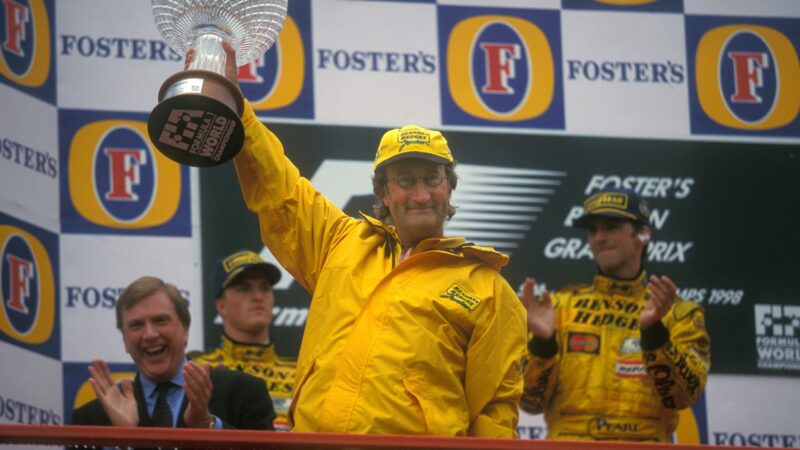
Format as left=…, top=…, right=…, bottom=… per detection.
left=388, top=173, right=444, bottom=188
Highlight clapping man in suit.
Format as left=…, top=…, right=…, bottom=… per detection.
left=72, top=276, right=275, bottom=430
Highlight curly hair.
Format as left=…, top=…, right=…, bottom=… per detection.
left=371, top=164, right=458, bottom=223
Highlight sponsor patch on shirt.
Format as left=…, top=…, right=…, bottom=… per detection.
left=588, top=416, right=654, bottom=439
left=440, top=283, right=483, bottom=312
left=567, top=332, right=600, bottom=354
left=615, top=359, right=646, bottom=378
left=619, top=337, right=641, bottom=355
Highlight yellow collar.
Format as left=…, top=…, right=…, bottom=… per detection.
left=219, top=333, right=276, bottom=361
left=592, top=270, right=648, bottom=296
left=358, top=211, right=508, bottom=269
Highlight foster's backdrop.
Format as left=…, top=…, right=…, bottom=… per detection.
left=1, top=0, right=799, bottom=447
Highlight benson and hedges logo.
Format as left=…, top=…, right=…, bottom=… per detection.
left=687, top=17, right=800, bottom=137
left=0, top=214, right=59, bottom=359
left=239, top=0, right=313, bottom=118
left=438, top=6, right=564, bottom=129
left=0, top=0, right=54, bottom=102
left=754, top=303, right=800, bottom=371
left=60, top=110, right=190, bottom=236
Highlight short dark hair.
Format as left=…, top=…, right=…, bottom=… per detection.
left=116, top=276, right=190, bottom=330
left=371, top=163, right=459, bottom=222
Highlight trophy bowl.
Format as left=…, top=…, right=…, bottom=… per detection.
left=147, top=0, right=288, bottom=167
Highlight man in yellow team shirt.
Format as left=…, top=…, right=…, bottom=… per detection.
left=520, top=188, right=710, bottom=442
left=193, top=250, right=296, bottom=431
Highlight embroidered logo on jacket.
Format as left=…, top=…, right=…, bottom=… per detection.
left=619, top=337, right=641, bottom=354
left=567, top=331, right=600, bottom=354
left=615, top=359, right=646, bottom=378
left=440, top=283, right=482, bottom=312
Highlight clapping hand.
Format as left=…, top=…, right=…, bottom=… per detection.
left=519, top=277, right=556, bottom=339
left=640, top=275, right=678, bottom=328
left=183, top=360, right=215, bottom=429
left=87, top=359, right=138, bottom=427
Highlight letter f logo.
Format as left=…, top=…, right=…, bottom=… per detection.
left=755, top=304, right=781, bottom=335
left=238, top=56, right=265, bottom=84
left=728, top=51, right=769, bottom=103
left=5, top=253, right=34, bottom=314
left=104, top=148, right=147, bottom=201
left=2, top=0, right=28, bottom=57
left=480, top=42, right=521, bottom=94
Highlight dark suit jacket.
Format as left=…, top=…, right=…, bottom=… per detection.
left=72, top=367, right=275, bottom=430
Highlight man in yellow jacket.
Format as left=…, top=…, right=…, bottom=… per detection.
left=519, top=188, right=711, bottom=442
left=221, top=48, right=528, bottom=436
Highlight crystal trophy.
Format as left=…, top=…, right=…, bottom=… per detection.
left=147, top=0, right=288, bottom=167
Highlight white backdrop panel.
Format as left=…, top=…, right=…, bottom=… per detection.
left=0, top=85, right=59, bottom=233
left=706, top=374, right=800, bottom=447
left=60, top=234, right=198, bottom=363
left=561, top=11, right=689, bottom=138
left=684, top=0, right=800, bottom=18
left=56, top=1, right=181, bottom=112
left=312, top=0, right=441, bottom=127
left=0, top=340, right=63, bottom=426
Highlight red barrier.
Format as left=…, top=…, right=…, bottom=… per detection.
left=0, top=424, right=752, bottom=450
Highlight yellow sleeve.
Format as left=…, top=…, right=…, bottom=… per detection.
left=520, top=291, right=564, bottom=415
left=466, top=278, right=528, bottom=437
left=520, top=342, right=559, bottom=415
left=232, top=101, right=354, bottom=293
left=642, top=300, right=711, bottom=410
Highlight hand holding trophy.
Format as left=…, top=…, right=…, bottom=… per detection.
left=147, top=0, right=288, bottom=167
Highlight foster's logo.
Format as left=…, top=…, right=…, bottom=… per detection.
left=688, top=17, right=800, bottom=136
left=0, top=219, right=58, bottom=358
left=239, top=0, right=313, bottom=118
left=439, top=7, right=563, bottom=128
left=61, top=112, right=190, bottom=236
left=0, top=0, right=53, bottom=101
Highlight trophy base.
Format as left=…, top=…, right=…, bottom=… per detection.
left=147, top=70, right=245, bottom=167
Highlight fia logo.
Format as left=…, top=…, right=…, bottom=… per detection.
left=0, top=0, right=54, bottom=102
left=687, top=17, right=800, bottom=137
left=0, top=216, right=59, bottom=359
left=238, top=0, right=313, bottom=118
left=755, top=304, right=800, bottom=337
left=438, top=7, right=564, bottom=129
left=561, top=0, right=683, bottom=12
left=60, top=110, right=190, bottom=236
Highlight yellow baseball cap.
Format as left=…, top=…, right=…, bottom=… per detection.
left=373, top=125, right=454, bottom=172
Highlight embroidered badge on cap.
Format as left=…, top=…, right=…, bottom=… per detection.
left=397, top=128, right=431, bottom=151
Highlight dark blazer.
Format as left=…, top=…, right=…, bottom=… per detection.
left=72, top=367, right=275, bottom=430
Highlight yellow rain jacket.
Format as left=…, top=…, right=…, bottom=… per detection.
left=233, top=101, right=528, bottom=437
left=521, top=271, right=710, bottom=442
